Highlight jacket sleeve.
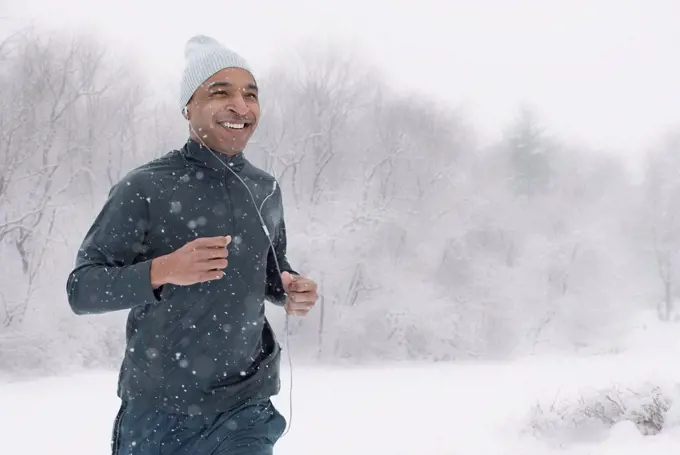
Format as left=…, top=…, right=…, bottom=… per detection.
left=265, top=191, right=297, bottom=306
left=66, top=172, right=160, bottom=315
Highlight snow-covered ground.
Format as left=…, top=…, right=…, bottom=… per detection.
left=2, top=313, right=679, bottom=454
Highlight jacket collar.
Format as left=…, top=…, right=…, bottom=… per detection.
left=181, top=138, right=246, bottom=174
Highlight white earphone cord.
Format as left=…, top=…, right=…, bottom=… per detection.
left=190, top=127, right=294, bottom=437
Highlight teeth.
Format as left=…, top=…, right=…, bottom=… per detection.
left=221, top=122, right=246, bottom=129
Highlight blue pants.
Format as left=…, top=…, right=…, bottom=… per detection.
left=111, top=399, right=286, bottom=455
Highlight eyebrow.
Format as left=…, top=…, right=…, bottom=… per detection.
left=208, top=81, right=258, bottom=91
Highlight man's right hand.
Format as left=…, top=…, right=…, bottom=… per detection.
left=150, top=236, right=231, bottom=288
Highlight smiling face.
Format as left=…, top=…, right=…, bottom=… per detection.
left=185, top=67, right=260, bottom=156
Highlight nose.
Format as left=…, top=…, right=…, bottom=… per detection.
left=227, top=93, right=249, bottom=116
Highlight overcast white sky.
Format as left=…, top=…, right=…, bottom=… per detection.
left=4, top=0, right=680, bottom=163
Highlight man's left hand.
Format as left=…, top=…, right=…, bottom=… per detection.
left=281, top=271, right=318, bottom=316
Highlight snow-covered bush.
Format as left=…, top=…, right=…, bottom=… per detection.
left=526, top=382, right=680, bottom=444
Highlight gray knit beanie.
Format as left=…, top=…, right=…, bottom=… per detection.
left=179, top=35, right=254, bottom=110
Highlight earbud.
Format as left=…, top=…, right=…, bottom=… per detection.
left=182, top=106, right=189, bottom=119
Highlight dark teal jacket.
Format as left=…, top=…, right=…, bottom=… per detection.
left=67, top=139, right=295, bottom=415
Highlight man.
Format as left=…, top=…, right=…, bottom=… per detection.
left=66, top=35, right=318, bottom=455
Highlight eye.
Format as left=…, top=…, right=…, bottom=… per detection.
left=211, top=90, right=228, bottom=97
left=246, top=93, right=258, bottom=100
